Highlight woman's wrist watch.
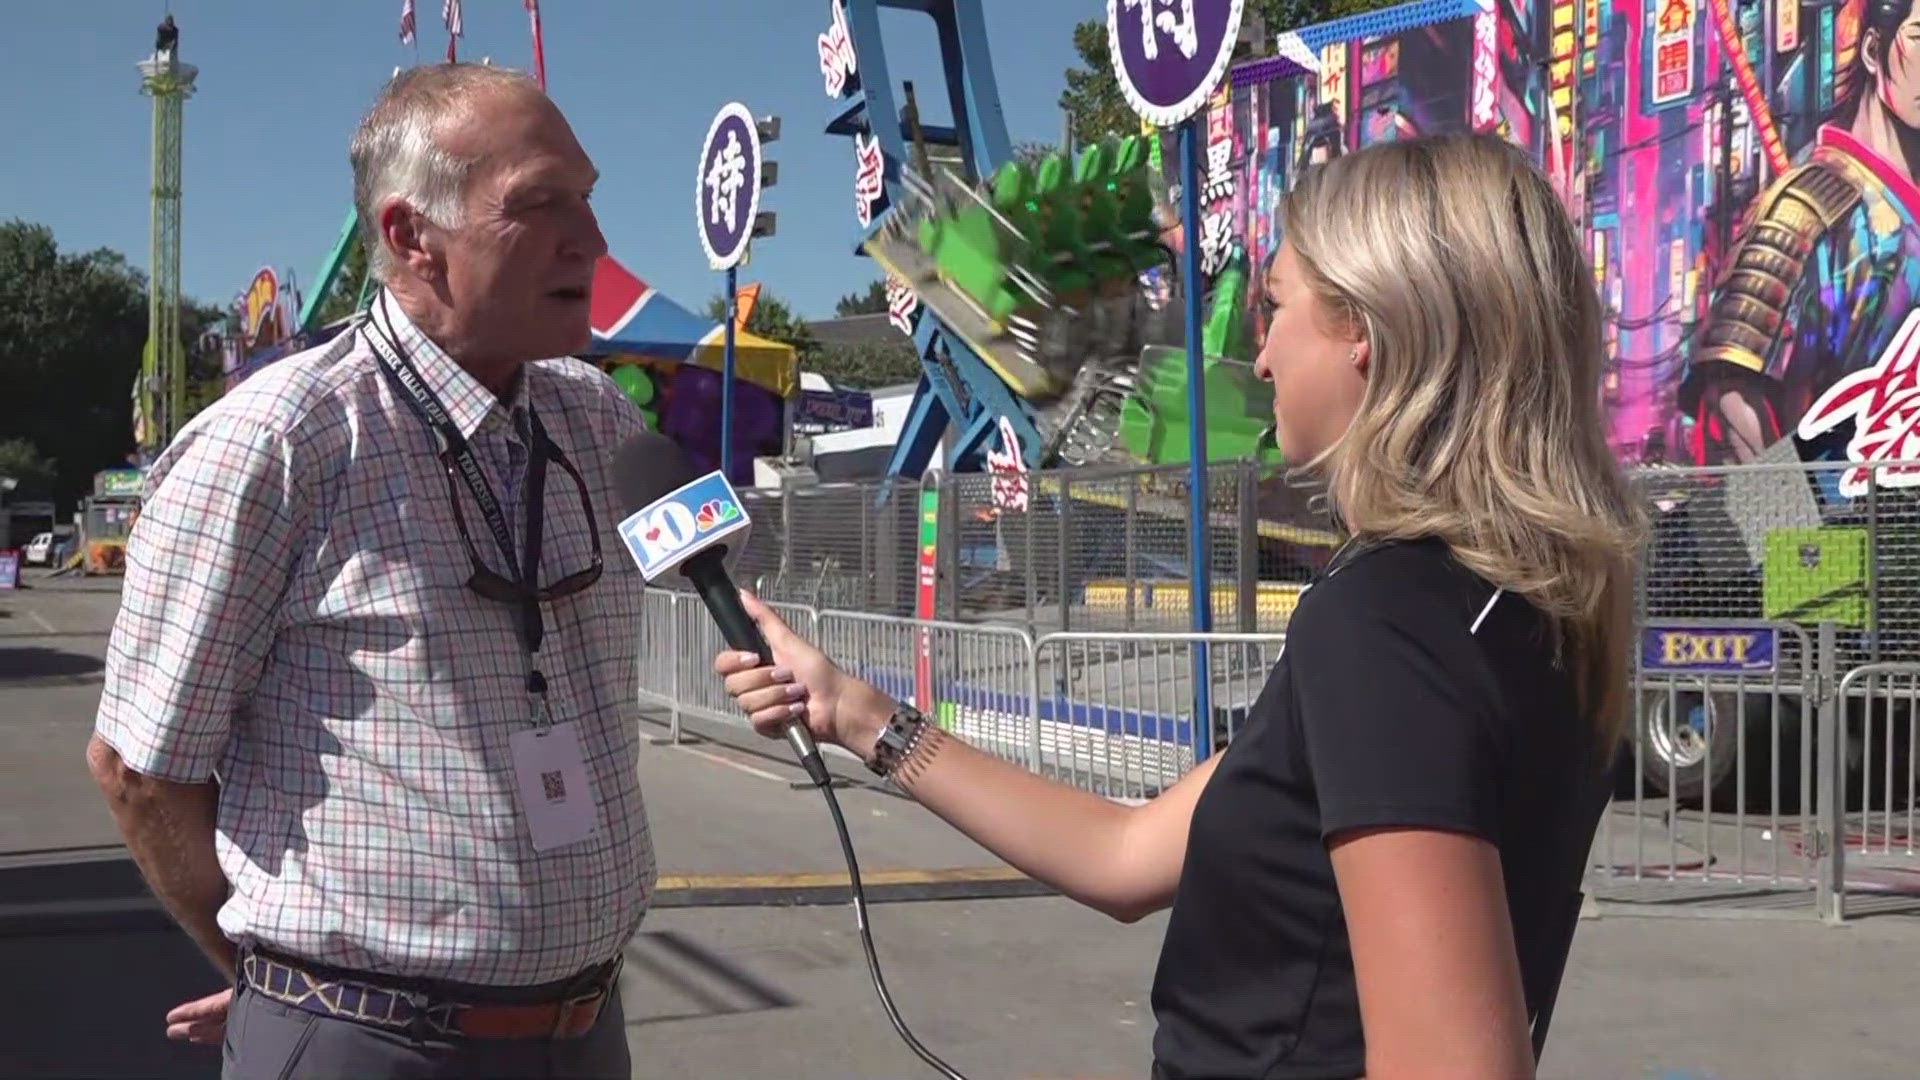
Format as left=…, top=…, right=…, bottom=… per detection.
left=864, top=701, right=933, bottom=780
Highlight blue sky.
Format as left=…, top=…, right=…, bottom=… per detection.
left=1, top=0, right=1093, bottom=322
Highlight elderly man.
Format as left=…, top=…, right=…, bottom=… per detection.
left=88, top=64, right=652, bottom=1079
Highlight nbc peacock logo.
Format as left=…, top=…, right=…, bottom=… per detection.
left=694, top=498, right=741, bottom=533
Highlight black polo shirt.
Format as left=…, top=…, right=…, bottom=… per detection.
left=1148, top=537, right=1610, bottom=1079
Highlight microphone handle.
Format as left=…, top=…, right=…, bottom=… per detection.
left=681, top=550, right=831, bottom=785
left=683, top=548, right=772, bottom=665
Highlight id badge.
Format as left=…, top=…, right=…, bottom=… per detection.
left=509, top=721, right=599, bottom=852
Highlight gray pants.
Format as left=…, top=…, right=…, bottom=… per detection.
left=220, top=981, right=631, bottom=1080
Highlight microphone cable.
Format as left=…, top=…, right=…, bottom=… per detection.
left=793, top=747, right=971, bottom=1080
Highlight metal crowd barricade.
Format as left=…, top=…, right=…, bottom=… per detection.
left=1029, top=632, right=1284, bottom=800
left=1829, top=661, right=1920, bottom=922
left=816, top=610, right=1041, bottom=769
left=801, top=613, right=1286, bottom=800
left=634, top=588, right=819, bottom=745
left=1593, top=620, right=1824, bottom=911
left=636, top=596, right=1918, bottom=924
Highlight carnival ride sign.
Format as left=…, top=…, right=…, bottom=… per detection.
left=1641, top=625, right=1778, bottom=674
left=985, top=416, right=1031, bottom=512
left=1108, top=0, right=1246, bottom=127
left=1471, top=9, right=1500, bottom=130
left=853, top=130, right=887, bottom=227
left=696, top=102, right=762, bottom=271
left=241, top=267, right=280, bottom=346
left=885, top=274, right=920, bottom=336
left=1198, top=85, right=1236, bottom=278
left=819, top=0, right=859, bottom=98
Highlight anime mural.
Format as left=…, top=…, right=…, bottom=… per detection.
left=1201, top=0, right=1920, bottom=497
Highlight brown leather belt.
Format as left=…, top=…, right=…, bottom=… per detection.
left=239, top=948, right=622, bottom=1040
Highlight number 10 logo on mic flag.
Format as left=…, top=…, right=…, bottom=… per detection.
left=617, top=471, right=754, bottom=581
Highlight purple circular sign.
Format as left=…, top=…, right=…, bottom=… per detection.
left=696, top=102, right=762, bottom=270
left=1106, top=0, right=1244, bottom=126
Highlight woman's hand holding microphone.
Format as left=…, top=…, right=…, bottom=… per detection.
left=711, top=590, right=898, bottom=763
left=714, top=590, right=1183, bottom=927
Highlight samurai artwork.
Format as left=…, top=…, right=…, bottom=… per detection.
left=1681, top=0, right=1920, bottom=475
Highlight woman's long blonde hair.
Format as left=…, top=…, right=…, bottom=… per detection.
left=1279, top=133, right=1645, bottom=750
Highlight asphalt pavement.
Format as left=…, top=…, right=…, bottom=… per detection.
left=4, top=572, right=1918, bottom=1078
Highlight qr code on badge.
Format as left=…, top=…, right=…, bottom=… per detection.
left=540, top=770, right=567, bottom=802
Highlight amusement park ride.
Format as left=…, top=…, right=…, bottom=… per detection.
left=826, top=0, right=1251, bottom=480
left=135, top=16, right=196, bottom=461
left=817, top=0, right=1424, bottom=484
left=252, top=0, right=1293, bottom=490
left=214, top=0, right=1351, bottom=491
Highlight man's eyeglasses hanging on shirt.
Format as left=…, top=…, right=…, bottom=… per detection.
left=363, top=297, right=603, bottom=673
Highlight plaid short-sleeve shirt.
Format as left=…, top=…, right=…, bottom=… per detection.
left=96, top=294, right=657, bottom=986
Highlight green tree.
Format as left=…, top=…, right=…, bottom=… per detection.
left=1012, top=141, right=1058, bottom=168
left=314, top=238, right=371, bottom=327
left=1059, top=20, right=1136, bottom=148
left=1253, top=0, right=1332, bottom=36
left=0, top=221, right=151, bottom=502
left=705, top=288, right=822, bottom=367
left=0, top=438, right=58, bottom=499
left=813, top=340, right=923, bottom=390
left=180, top=299, right=230, bottom=424
left=834, top=280, right=889, bottom=317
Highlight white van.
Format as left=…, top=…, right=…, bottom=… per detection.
left=23, top=532, right=53, bottom=565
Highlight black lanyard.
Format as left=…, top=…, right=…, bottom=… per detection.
left=363, top=301, right=554, bottom=665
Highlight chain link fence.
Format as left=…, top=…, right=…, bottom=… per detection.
left=730, top=478, right=931, bottom=616
left=725, top=459, right=1341, bottom=634
left=640, top=459, right=1920, bottom=921
left=723, top=458, right=1918, bottom=660
left=1636, top=459, right=1920, bottom=674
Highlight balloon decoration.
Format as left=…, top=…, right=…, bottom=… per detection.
left=610, top=364, right=654, bottom=406
left=609, top=360, right=785, bottom=485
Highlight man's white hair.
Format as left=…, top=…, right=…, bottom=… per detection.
left=349, top=63, right=543, bottom=281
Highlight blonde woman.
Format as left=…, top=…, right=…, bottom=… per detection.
left=715, top=133, right=1643, bottom=1080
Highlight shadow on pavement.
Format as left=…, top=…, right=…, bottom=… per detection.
left=0, top=858, right=807, bottom=1076
left=0, top=857, right=222, bottom=1079
left=0, top=647, right=105, bottom=681
left=622, top=928, right=797, bottom=1029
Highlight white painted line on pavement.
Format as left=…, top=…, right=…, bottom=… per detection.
left=678, top=745, right=789, bottom=784
left=26, top=610, right=55, bottom=633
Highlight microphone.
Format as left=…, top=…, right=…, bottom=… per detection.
left=609, top=432, right=972, bottom=1080
left=609, top=432, right=831, bottom=786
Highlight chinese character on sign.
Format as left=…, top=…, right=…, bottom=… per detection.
left=704, top=131, right=747, bottom=234
left=1656, top=41, right=1688, bottom=97
left=1656, top=0, right=1690, bottom=34
left=853, top=132, right=886, bottom=226
left=1471, top=10, right=1499, bottom=129
left=985, top=416, right=1030, bottom=512
left=1122, top=0, right=1199, bottom=62
left=1777, top=0, right=1799, bottom=52
left=1798, top=307, right=1920, bottom=497
left=1203, top=138, right=1234, bottom=204
left=885, top=274, right=919, bottom=336
left=1206, top=91, right=1232, bottom=141
left=1198, top=210, right=1233, bottom=278
left=1650, top=0, right=1695, bottom=104
left=818, top=0, right=858, bottom=98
